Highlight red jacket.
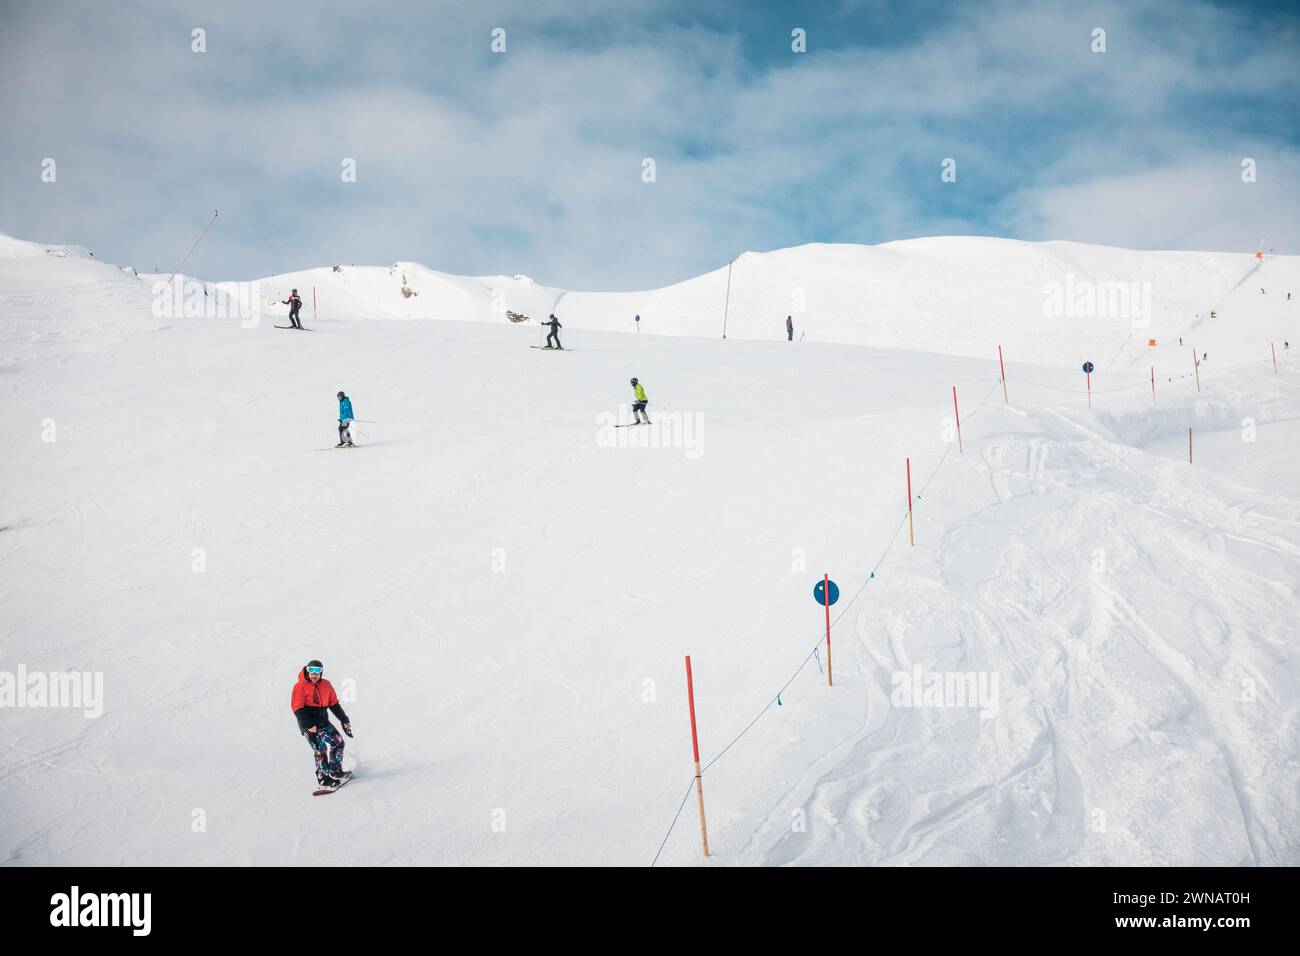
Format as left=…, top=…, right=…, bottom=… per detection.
left=291, top=668, right=349, bottom=734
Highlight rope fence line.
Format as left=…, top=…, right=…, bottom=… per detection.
left=1009, top=353, right=1280, bottom=396
left=649, top=326, right=1290, bottom=863
left=649, top=379, right=1003, bottom=865
left=1102, top=333, right=1133, bottom=372
left=650, top=778, right=697, bottom=868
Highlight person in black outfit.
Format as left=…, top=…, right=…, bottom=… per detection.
left=786, top=315, right=794, bottom=341
left=282, top=289, right=303, bottom=329
left=543, top=314, right=563, bottom=349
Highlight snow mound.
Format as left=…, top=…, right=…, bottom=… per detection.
left=0, top=232, right=97, bottom=261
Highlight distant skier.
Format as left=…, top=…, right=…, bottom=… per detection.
left=1203, top=351, right=1208, bottom=362
left=786, top=315, right=794, bottom=341
left=337, top=390, right=355, bottom=447
left=283, top=289, right=303, bottom=329
left=630, top=377, right=651, bottom=424
left=291, top=659, right=353, bottom=789
left=1210, top=311, right=1216, bottom=319
left=542, top=314, right=563, bottom=350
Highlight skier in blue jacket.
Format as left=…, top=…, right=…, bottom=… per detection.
left=336, top=391, right=355, bottom=447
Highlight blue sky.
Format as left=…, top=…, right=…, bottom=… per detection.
left=1, top=0, right=1297, bottom=288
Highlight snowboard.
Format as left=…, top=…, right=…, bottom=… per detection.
left=614, top=422, right=651, bottom=427
left=312, top=771, right=354, bottom=797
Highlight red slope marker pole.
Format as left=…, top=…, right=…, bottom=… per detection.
left=1193, top=347, right=1201, bottom=392
left=1272, top=342, right=1278, bottom=374
left=684, top=656, right=709, bottom=858
left=1151, top=366, right=1156, bottom=403
left=313, top=286, right=318, bottom=324
left=906, top=457, right=915, bottom=546
left=823, top=573, right=833, bottom=687
left=998, top=345, right=1008, bottom=403
left=1188, top=428, right=1193, bottom=464
left=952, top=386, right=963, bottom=454
left=1086, top=366, right=1092, bottom=410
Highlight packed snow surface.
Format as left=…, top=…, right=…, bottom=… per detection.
left=1, top=232, right=1297, bottom=865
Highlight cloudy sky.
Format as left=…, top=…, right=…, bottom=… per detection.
left=1, top=0, right=1297, bottom=289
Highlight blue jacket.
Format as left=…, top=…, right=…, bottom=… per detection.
left=338, top=396, right=354, bottom=421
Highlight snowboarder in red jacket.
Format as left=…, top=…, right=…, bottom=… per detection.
left=291, top=660, right=353, bottom=788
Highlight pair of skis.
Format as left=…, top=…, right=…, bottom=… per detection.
left=275, top=325, right=313, bottom=331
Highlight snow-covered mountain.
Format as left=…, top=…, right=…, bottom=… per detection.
left=1, top=231, right=1296, bottom=866
left=217, top=236, right=1298, bottom=371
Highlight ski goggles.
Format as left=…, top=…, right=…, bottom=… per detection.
left=306, top=666, right=324, bottom=676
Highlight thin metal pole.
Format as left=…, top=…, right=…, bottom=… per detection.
left=721, top=259, right=734, bottom=340
left=164, top=209, right=218, bottom=290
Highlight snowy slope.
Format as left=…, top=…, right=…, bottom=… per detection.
left=1, top=233, right=1296, bottom=866
left=227, top=237, right=1299, bottom=373
left=210, top=262, right=566, bottom=332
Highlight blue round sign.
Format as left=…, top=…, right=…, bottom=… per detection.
left=1082, top=361, right=1095, bottom=373
left=813, top=579, right=840, bottom=606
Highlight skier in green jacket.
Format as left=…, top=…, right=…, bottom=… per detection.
left=630, top=377, right=651, bottom=424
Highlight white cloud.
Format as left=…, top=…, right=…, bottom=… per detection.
left=0, top=0, right=1296, bottom=287
left=1005, top=152, right=1300, bottom=254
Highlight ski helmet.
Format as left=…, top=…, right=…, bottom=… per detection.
left=305, top=659, right=324, bottom=677
left=337, top=391, right=345, bottom=399
left=630, top=377, right=638, bottom=385
left=291, top=288, right=298, bottom=293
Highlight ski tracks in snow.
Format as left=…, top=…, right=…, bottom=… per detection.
left=748, top=404, right=1299, bottom=866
